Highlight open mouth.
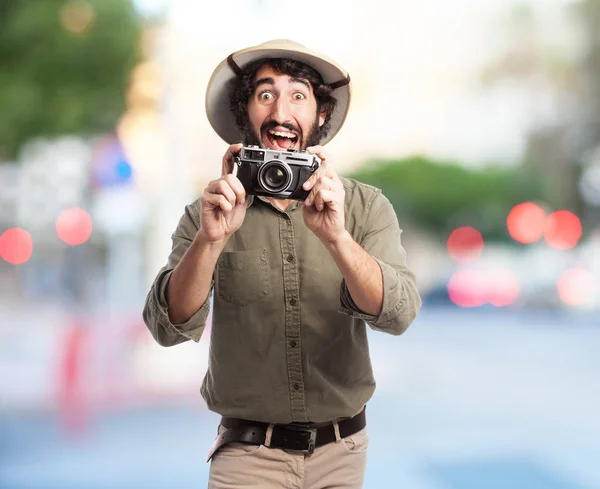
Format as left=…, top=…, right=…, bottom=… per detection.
left=264, top=129, right=299, bottom=151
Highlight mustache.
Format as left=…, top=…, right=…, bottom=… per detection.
left=260, top=120, right=302, bottom=139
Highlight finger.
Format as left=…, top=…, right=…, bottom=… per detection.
left=215, top=179, right=239, bottom=207
left=222, top=143, right=244, bottom=176
left=223, top=174, right=247, bottom=205
left=302, top=167, right=332, bottom=192
left=302, top=171, right=319, bottom=192
left=204, top=192, right=233, bottom=214
left=313, top=188, right=337, bottom=211
left=302, top=162, right=335, bottom=196
left=306, top=145, right=330, bottom=166
left=306, top=145, right=324, bottom=156
left=207, top=179, right=237, bottom=207
left=305, top=175, right=335, bottom=205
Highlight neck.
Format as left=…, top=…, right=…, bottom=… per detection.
left=266, top=197, right=294, bottom=212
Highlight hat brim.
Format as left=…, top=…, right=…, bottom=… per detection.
left=205, top=42, right=351, bottom=146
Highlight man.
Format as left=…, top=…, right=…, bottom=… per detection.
left=143, top=39, right=421, bottom=489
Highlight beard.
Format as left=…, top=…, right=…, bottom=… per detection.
left=242, top=114, right=322, bottom=150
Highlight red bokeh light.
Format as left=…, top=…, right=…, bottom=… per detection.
left=56, top=208, right=93, bottom=246
left=447, top=269, right=487, bottom=308
left=544, top=210, right=582, bottom=250
left=447, top=226, right=484, bottom=263
left=557, top=268, right=594, bottom=306
left=0, top=228, right=33, bottom=265
left=448, top=268, right=520, bottom=308
left=506, top=202, right=546, bottom=244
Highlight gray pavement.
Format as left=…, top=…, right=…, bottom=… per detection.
left=1, top=307, right=599, bottom=489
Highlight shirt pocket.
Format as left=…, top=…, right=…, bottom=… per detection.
left=217, top=249, right=271, bottom=306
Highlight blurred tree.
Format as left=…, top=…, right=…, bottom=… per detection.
left=479, top=0, right=600, bottom=220
left=347, top=156, right=555, bottom=242
left=0, top=0, right=141, bottom=161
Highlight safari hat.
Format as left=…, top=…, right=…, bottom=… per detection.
left=205, top=39, right=351, bottom=145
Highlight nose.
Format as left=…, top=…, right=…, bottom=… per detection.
left=272, top=96, right=293, bottom=125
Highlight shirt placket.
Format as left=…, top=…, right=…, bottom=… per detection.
left=279, top=211, right=307, bottom=421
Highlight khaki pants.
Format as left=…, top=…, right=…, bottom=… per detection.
left=208, top=422, right=368, bottom=489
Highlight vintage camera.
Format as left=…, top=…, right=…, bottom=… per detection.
left=233, top=146, right=321, bottom=200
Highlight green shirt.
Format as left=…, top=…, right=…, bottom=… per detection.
left=142, top=176, right=421, bottom=424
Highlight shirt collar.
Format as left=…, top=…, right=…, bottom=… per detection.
left=248, top=195, right=302, bottom=213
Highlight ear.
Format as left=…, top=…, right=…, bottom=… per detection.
left=318, top=108, right=327, bottom=127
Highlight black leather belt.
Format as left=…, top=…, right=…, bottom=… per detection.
left=206, top=407, right=366, bottom=462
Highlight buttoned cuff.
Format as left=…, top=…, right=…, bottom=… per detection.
left=151, top=269, right=211, bottom=342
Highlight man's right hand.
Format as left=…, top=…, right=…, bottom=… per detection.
left=199, top=143, right=248, bottom=243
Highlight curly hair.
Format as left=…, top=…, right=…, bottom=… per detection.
left=228, top=58, right=338, bottom=145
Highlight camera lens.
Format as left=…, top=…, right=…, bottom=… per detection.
left=258, top=160, right=292, bottom=194
left=265, top=167, right=286, bottom=187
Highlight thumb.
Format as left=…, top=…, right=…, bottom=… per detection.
left=222, top=143, right=244, bottom=176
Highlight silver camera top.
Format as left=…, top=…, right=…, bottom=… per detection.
left=234, top=146, right=321, bottom=167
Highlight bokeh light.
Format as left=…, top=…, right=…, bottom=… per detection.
left=56, top=208, right=93, bottom=246
left=447, top=269, right=487, bottom=308
left=447, top=226, right=484, bottom=263
left=60, top=0, right=95, bottom=35
left=0, top=228, right=33, bottom=265
left=91, top=135, right=134, bottom=189
left=544, top=210, right=582, bottom=250
left=486, top=268, right=520, bottom=307
left=448, top=268, right=520, bottom=308
left=506, top=202, right=547, bottom=244
left=557, top=268, right=595, bottom=306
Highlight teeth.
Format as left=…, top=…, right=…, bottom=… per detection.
left=269, top=130, right=296, bottom=139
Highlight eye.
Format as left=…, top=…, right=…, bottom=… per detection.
left=258, top=91, right=274, bottom=101
left=293, top=92, right=306, bottom=100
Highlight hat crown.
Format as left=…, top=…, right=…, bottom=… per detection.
left=257, top=39, right=306, bottom=49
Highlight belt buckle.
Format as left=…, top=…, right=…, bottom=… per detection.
left=285, top=425, right=317, bottom=454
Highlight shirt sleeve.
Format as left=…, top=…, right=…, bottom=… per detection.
left=142, top=203, right=213, bottom=346
left=338, top=190, right=422, bottom=335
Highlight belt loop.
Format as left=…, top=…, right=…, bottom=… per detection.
left=333, top=420, right=342, bottom=442
left=265, top=423, right=274, bottom=447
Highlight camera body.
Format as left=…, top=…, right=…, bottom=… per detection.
left=233, top=146, right=320, bottom=201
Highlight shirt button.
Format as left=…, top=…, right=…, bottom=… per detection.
left=290, top=340, right=297, bottom=348
left=293, top=383, right=300, bottom=390
left=290, top=298, right=297, bottom=306
left=287, top=255, right=295, bottom=263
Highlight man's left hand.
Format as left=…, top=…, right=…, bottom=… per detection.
left=302, top=146, right=346, bottom=244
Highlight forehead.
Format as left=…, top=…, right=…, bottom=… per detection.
left=253, top=65, right=314, bottom=91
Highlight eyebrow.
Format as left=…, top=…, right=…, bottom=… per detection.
left=254, top=76, right=311, bottom=91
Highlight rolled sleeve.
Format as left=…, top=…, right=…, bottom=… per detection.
left=142, top=202, right=213, bottom=347
left=338, top=190, right=421, bottom=335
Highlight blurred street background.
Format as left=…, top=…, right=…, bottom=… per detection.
left=1, top=0, right=600, bottom=488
